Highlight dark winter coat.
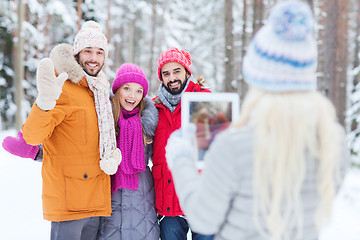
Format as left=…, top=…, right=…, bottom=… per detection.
left=152, top=80, right=211, bottom=216
left=99, top=96, right=160, bottom=239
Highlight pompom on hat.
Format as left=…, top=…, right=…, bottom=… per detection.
left=112, top=63, right=149, bottom=97
left=73, top=21, right=108, bottom=58
left=243, top=0, right=317, bottom=92
left=157, top=47, right=192, bottom=81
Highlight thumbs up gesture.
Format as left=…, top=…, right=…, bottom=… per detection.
left=35, top=58, right=68, bottom=111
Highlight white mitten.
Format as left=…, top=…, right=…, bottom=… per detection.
left=165, top=123, right=198, bottom=171
left=35, top=58, right=68, bottom=111
left=100, top=148, right=122, bottom=175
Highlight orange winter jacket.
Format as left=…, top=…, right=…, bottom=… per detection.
left=22, top=44, right=111, bottom=221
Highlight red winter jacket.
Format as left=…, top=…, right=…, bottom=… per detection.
left=152, top=81, right=211, bottom=216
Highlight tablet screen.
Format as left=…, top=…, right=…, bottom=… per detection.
left=181, top=92, right=240, bottom=169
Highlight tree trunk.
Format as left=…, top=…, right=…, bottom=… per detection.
left=252, top=0, right=264, bottom=36
left=77, top=0, right=83, bottom=30
left=323, top=0, right=349, bottom=127
left=307, top=0, right=314, bottom=9
left=112, top=3, right=125, bottom=69
left=240, top=0, right=248, bottom=99
left=106, top=0, right=111, bottom=43
left=15, top=0, right=25, bottom=130
left=350, top=0, right=360, bottom=132
left=148, top=0, right=158, bottom=95
left=352, top=0, right=360, bottom=87
left=128, top=10, right=138, bottom=63
left=113, top=25, right=124, bottom=69
left=44, top=15, right=50, bottom=54
left=224, top=0, right=235, bottom=92
left=316, top=0, right=326, bottom=92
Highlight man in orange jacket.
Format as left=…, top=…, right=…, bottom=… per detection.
left=4, top=21, right=121, bottom=240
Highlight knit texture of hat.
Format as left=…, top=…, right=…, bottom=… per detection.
left=243, top=0, right=317, bottom=92
left=157, top=47, right=192, bottom=81
left=112, top=63, right=149, bottom=97
left=73, top=21, right=108, bottom=57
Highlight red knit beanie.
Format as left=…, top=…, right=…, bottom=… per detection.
left=157, top=47, right=192, bottom=81
left=112, top=63, right=149, bottom=97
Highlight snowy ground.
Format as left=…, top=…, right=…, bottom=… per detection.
left=0, top=129, right=50, bottom=239
left=1, top=129, right=360, bottom=239
left=319, top=169, right=360, bottom=240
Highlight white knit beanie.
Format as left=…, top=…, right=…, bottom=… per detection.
left=73, top=20, right=108, bottom=58
left=243, top=0, right=317, bottom=92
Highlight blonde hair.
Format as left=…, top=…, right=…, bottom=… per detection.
left=112, top=90, right=152, bottom=145
left=233, top=87, right=341, bottom=240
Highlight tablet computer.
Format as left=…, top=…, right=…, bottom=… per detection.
left=181, top=92, right=240, bottom=169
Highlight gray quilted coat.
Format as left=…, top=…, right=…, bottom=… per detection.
left=98, top=96, right=160, bottom=240
left=170, top=124, right=349, bottom=240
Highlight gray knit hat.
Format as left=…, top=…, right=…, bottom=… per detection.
left=243, top=0, right=317, bottom=92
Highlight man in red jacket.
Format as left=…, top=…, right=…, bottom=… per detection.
left=152, top=47, right=213, bottom=240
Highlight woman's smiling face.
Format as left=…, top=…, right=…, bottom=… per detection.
left=118, top=82, right=144, bottom=111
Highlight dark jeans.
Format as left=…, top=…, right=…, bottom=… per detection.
left=159, top=215, right=215, bottom=240
left=51, top=217, right=101, bottom=240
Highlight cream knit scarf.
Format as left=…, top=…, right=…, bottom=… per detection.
left=86, top=72, right=122, bottom=175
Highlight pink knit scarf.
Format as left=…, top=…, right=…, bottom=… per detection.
left=111, top=107, right=145, bottom=192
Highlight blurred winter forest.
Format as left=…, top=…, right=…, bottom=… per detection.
left=0, top=0, right=360, bottom=161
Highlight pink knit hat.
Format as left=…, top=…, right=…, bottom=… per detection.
left=73, top=21, right=108, bottom=57
left=157, top=47, right=192, bottom=81
left=112, top=63, right=149, bottom=97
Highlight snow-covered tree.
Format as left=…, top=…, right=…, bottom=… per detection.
left=0, top=1, right=17, bottom=129
left=1, top=0, right=360, bottom=166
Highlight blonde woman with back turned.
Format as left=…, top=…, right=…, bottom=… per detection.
left=165, top=1, right=350, bottom=239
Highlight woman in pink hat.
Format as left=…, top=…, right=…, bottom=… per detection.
left=99, top=63, right=160, bottom=239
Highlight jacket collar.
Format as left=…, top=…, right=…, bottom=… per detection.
left=49, top=43, right=87, bottom=85
left=154, top=81, right=199, bottom=107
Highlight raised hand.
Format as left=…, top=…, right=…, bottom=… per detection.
left=35, top=58, right=68, bottom=111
